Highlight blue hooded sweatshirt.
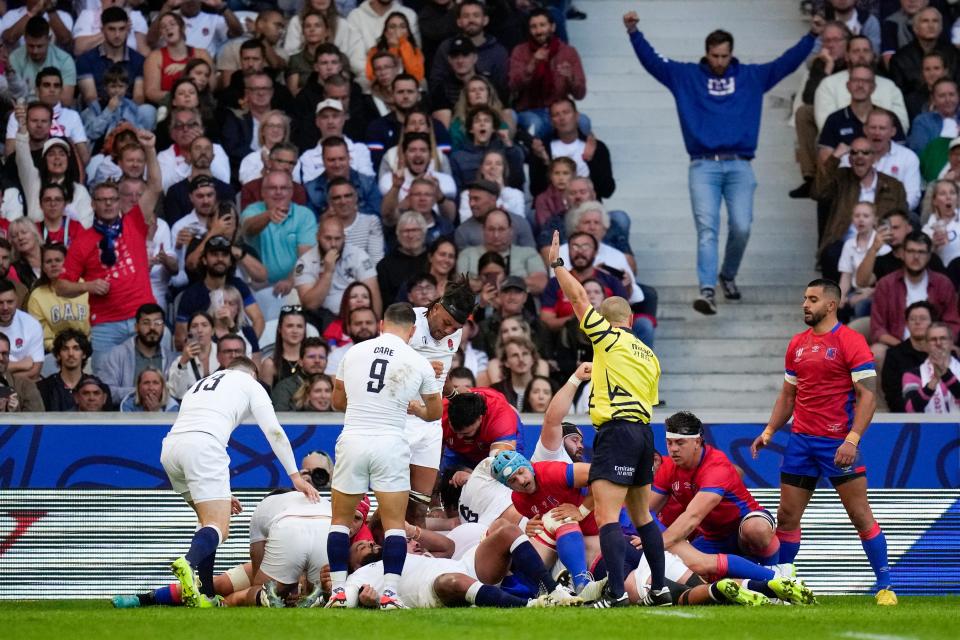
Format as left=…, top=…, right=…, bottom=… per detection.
left=629, top=30, right=815, bottom=158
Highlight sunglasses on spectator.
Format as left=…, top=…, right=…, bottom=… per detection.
left=280, top=305, right=303, bottom=315
left=849, top=149, right=873, bottom=157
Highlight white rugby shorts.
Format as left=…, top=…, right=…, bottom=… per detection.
left=332, top=434, right=410, bottom=494
left=260, top=517, right=331, bottom=585
left=405, top=416, right=443, bottom=469
left=160, top=432, right=231, bottom=503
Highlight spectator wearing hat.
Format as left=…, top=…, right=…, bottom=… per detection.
left=938, top=135, right=960, bottom=181
left=429, top=35, right=505, bottom=122
left=271, top=337, right=330, bottom=411
left=162, top=136, right=236, bottom=227
left=377, top=210, right=430, bottom=304
left=55, top=128, right=162, bottom=368
left=170, top=174, right=222, bottom=284
left=430, top=1, right=508, bottom=102
left=474, top=274, right=549, bottom=357
left=457, top=209, right=547, bottom=295
left=174, top=235, right=265, bottom=352
left=240, top=170, right=318, bottom=318
left=0, top=329, right=44, bottom=411
left=454, top=180, right=536, bottom=249
left=72, top=374, right=113, bottom=412
left=36, top=328, right=90, bottom=412
left=0, top=269, right=44, bottom=382
left=298, top=99, right=375, bottom=184
left=99, top=303, right=176, bottom=404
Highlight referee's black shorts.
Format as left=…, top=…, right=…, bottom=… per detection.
left=588, top=419, right=654, bottom=487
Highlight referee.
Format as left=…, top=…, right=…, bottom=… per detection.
left=547, top=231, right=669, bottom=607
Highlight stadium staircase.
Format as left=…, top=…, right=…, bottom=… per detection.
left=571, top=0, right=818, bottom=411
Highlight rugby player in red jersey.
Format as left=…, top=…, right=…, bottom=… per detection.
left=752, top=279, right=895, bottom=606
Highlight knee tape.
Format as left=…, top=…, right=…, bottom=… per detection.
left=542, top=511, right=579, bottom=536
left=225, top=564, right=251, bottom=592
left=409, top=491, right=432, bottom=506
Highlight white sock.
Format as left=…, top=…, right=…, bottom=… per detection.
left=464, top=581, right=483, bottom=605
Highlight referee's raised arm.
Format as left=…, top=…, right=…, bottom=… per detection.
left=547, top=231, right=591, bottom=321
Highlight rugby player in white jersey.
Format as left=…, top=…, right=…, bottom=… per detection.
left=327, top=303, right=444, bottom=609
left=531, top=362, right=591, bottom=463
left=342, top=520, right=580, bottom=609
left=404, top=276, right=477, bottom=526
left=160, top=357, right=320, bottom=608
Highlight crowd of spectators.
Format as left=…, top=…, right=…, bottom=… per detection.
left=788, top=0, right=960, bottom=412
left=0, top=0, right=641, bottom=417
left=4, top=0, right=958, bottom=417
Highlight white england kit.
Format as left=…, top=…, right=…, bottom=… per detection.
left=631, top=550, right=690, bottom=601
left=531, top=439, right=573, bottom=463
left=344, top=554, right=473, bottom=608
left=250, top=491, right=334, bottom=585
left=457, top=457, right=513, bottom=526
left=160, top=369, right=299, bottom=503
left=405, top=307, right=462, bottom=469
left=334, top=332, right=441, bottom=493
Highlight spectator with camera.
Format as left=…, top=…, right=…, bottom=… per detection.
left=0, top=330, right=44, bottom=411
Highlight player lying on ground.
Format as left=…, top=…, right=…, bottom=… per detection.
left=160, top=358, right=320, bottom=608
left=338, top=519, right=582, bottom=609
left=328, top=303, right=444, bottom=609
left=490, top=449, right=605, bottom=601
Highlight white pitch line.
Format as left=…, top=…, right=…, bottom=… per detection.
left=639, top=610, right=703, bottom=619
left=839, top=632, right=918, bottom=640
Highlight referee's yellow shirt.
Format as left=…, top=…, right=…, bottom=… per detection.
left=580, top=307, right=660, bottom=426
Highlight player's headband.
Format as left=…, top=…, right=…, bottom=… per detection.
left=440, top=298, right=472, bottom=325
left=665, top=430, right=702, bottom=440
left=561, top=423, right=583, bottom=440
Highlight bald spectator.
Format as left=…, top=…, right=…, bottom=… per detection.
left=294, top=216, right=382, bottom=319
left=240, top=170, right=318, bottom=318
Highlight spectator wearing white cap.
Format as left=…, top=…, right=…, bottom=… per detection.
left=298, top=99, right=374, bottom=184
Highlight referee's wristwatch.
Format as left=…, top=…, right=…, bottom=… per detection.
left=550, top=257, right=564, bottom=269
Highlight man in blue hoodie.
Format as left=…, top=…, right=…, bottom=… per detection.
left=624, top=11, right=822, bottom=314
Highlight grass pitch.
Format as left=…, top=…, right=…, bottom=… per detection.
left=3, top=597, right=959, bottom=640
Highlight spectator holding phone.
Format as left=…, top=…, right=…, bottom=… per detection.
left=0, top=330, right=44, bottom=411
left=166, top=310, right=217, bottom=400
left=456, top=208, right=548, bottom=295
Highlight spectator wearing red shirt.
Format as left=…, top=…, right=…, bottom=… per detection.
left=507, top=9, right=587, bottom=138
left=56, top=129, right=162, bottom=369
left=651, top=412, right=779, bottom=582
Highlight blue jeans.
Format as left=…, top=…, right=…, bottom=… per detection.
left=605, top=209, right=633, bottom=256
left=90, top=318, right=136, bottom=370
left=516, top=109, right=591, bottom=139
left=688, top=159, right=757, bottom=290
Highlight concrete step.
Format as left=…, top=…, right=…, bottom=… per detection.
left=659, top=373, right=782, bottom=393
left=657, top=389, right=778, bottom=411
left=659, top=354, right=783, bottom=375
left=654, top=284, right=810, bottom=305
left=655, top=337, right=789, bottom=358
left=637, top=269, right=816, bottom=288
